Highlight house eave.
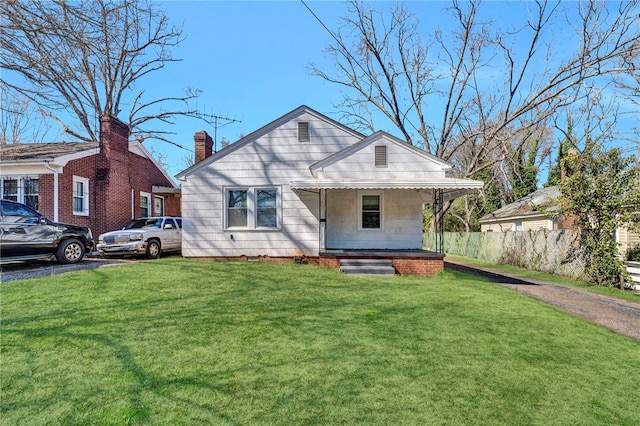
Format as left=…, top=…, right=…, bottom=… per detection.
left=290, top=179, right=483, bottom=201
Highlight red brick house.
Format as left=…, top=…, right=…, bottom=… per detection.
left=0, top=116, right=180, bottom=237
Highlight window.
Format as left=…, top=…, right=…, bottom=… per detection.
left=298, top=122, right=310, bottom=142
left=256, top=189, right=277, bottom=227
left=227, top=189, right=248, bottom=227
left=72, top=176, right=89, bottom=216
left=226, top=187, right=279, bottom=229
left=361, top=194, right=382, bottom=229
left=1, top=177, right=39, bottom=210
left=375, top=145, right=387, bottom=167
left=140, top=192, right=151, bottom=217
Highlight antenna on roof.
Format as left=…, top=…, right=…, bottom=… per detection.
left=194, top=109, right=241, bottom=153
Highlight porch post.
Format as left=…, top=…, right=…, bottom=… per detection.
left=319, top=189, right=327, bottom=251
left=433, top=189, right=444, bottom=254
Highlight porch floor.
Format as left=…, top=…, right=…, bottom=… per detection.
left=319, top=249, right=444, bottom=259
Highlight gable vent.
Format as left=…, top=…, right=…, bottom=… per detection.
left=298, top=122, right=310, bottom=142
left=375, top=145, right=387, bottom=167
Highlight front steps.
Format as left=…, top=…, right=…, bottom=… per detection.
left=339, top=259, right=396, bottom=276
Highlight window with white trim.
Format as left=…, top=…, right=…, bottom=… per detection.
left=1, top=177, right=39, bottom=210
left=72, top=176, right=90, bottom=216
left=140, top=192, right=151, bottom=217
left=359, top=192, right=383, bottom=230
left=226, top=187, right=280, bottom=229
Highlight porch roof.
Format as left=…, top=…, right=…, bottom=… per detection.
left=290, top=178, right=483, bottom=201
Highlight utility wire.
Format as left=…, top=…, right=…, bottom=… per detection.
left=299, top=0, right=422, bottom=140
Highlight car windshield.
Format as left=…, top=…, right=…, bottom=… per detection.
left=124, top=218, right=162, bottom=229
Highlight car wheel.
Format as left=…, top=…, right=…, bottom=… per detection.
left=146, top=240, right=161, bottom=259
left=55, top=239, right=85, bottom=264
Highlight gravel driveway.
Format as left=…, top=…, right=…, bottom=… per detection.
left=445, top=259, right=640, bottom=342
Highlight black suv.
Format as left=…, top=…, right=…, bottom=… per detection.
left=0, top=199, right=95, bottom=264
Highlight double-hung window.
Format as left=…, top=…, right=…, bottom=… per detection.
left=359, top=192, right=382, bottom=230
left=226, top=187, right=280, bottom=229
left=73, top=176, right=89, bottom=216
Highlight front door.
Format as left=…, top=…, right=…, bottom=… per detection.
left=154, top=196, right=164, bottom=217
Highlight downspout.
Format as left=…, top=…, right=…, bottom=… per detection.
left=43, top=161, right=59, bottom=221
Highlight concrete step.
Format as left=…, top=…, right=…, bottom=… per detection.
left=340, top=259, right=395, bottom=275
left=340, top=259, right=393, bottom=267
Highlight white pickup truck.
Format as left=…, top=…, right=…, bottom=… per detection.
left=97, top=217, right=182, bottom=259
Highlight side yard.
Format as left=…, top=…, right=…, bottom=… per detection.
left=1, top=258, right=639, bottom=425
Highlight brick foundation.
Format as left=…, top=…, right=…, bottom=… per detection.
left=320, top=255, right=444, bottom=277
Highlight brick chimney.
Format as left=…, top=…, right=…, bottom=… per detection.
left=194, top=130, right=213, bottom=163
left=99, top=115, right=130, bottom=154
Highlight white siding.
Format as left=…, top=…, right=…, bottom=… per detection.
left=325, top=189, right=428, bottom=249
left=316, top=137, right=447, bottom=181
left=181, top=111, right=360, bottom=257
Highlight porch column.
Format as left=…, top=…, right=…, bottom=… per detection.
left=319, top=189, right=327, bottom=251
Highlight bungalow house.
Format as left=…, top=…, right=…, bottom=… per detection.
left=479, top=186, right=565, bottom=232
left=0, top=116, right=180, bottom=237
left=479, top=185, right=640, bottom=257
left=176, top=105, right=483, bottom=276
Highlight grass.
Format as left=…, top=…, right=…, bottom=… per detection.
left=1, top=258, right=639, bottom=425
left=445, top=253, right=640, bottom=303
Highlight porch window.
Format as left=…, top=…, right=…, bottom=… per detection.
left=226, top=187, right=280, bottom=229
left=72, top=176, right=89, bottom=216
left=361, top=194, right=381, bottom=229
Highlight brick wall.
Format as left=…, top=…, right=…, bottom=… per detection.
left=33, top=116, right=179, bottom=237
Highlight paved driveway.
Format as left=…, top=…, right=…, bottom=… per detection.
left=0, top=257, right=140, bottom=283
left=445, top=259, right=640, bottom=342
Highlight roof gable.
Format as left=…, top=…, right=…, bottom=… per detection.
left=310, top=131, right=451, bottom=174
left=176, top=105, right=364, bottom=180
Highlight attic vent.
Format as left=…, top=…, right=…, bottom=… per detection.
left=298, top=122, right=310, bottom=142
left=375, top=145, right=387, bottom=167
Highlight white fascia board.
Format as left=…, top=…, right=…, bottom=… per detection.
left=0, top=161, right=63, bottom=176
left=54, top=146, right=101, bottom=166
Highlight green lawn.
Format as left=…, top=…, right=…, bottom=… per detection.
left=1, top=258, right=638, bottom=425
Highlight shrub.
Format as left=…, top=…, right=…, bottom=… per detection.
left=625, top=244, right=640, bottom=262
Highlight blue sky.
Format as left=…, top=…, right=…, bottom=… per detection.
left=145, top=1, right=354, bottom=177
left=121, top=1, right=637, bottom=180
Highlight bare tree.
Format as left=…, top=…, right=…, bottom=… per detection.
left=0, top=0, right=210, bottom=144
left=0, top=92, right=56, bottom=144
left=310, top=0, right=640, bottom=222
